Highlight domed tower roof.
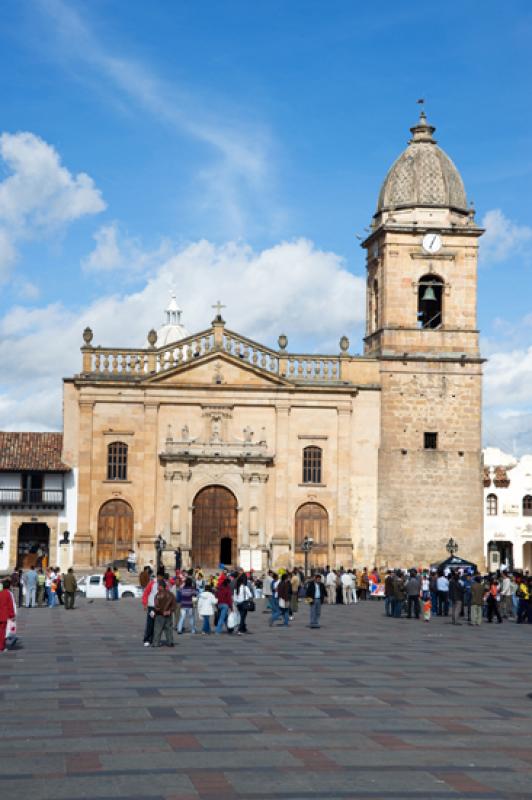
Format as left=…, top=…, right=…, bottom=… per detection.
left=376, top=111, right=468, bottom=215
left=157, top=292, right=189, bottom=346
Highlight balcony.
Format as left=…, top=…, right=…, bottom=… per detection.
left=0, top=488, right=65, bottom=510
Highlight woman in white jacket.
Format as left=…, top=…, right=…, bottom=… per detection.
left=233, top=574, right=253, bottom=635
left=197, top=587, right=218, bottom=635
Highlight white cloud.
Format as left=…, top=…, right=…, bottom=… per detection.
left=484, top=347, right=532, bottom=409
left=37, top=0, right=276, bottom=237
left=480, top=209, right=532, bottom=265
left=483, top=342, right=532, bottom=455
left=0, top=131, right=105, bottom=280
left=0, top=238, right=365, bottom=429
left=82, top=222, right=171, bottom=274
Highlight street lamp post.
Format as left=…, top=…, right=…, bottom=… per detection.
left=156, top=535, right=167, bottom=573
left=446, top=538, right=459, bottom=558
left=301, top=535, right=314, bottom=577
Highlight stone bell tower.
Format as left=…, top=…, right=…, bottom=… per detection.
left=362, top=110, right=485, bottom=568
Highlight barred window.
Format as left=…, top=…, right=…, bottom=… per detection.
left=302, top=446, right=322, bottom=484
left=424, top=432, right=438, bottom=450
left=523, top=495, right=532, bottom=516
left=107, top=442, right=128, bottom=481
left=486, top=494, right=498, bottom=516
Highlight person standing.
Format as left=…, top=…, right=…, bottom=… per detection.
left=470, top=576, right=485, bottom=626
left=341, top=570, right=355, bottom=605
left=449, top=572, right=464, bottom=625
left=215, top=578, right=233, bottom=634
left=233, top=573, right=253, bottom=635
left=24, top=567, right=37, bottom=609
left=142, top=572, right=158, bottom=646
left=500, top=571, right=513, bottom=619
left=392, top=570, right=405, bottom=618
left=429, top=570, right=439, bottom=617
left=306, top=574, right=326, bottom=628
left=325, top=569, right=337, bottom=605
left=197, top=585, right=218, bottom=635
left=486, top=579, right=503, bottom=624
left=462, top=572, right=472, bottom=622
left=104, top=567, right=115, bottom=600
left=0, top=579, right=16, bottom=653
left=290, top=570, right=300, bottom=616
left=358, top=568, right=370, bottom=601
left=139, top=566, right=152, bottom=590
left=36, top=569, right=46, bottom=607
left=384, top=570, right=394, bottom=617
left=177, top=577, right=197, bottom=634
left=262, top=571, right=274, bottom=612
left=515, top=577, right=529, bottom=623
left=271, top=573, right=291, bottom=627
left=112, top=566, right=121, bottom=600
left=436, top=572, right=449, bottom=617
left=152, top=580, right=177, bottom=647
left=406, top=569, right=421, bottom=619
left=55, top=569, right=64, bottom=606
left=63, top=568, right=77, bottom=610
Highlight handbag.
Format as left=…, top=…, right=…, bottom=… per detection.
left=247, top=598, right=256, bottom=613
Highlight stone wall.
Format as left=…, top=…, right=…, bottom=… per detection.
left=377, top=360, right=484, bottom=567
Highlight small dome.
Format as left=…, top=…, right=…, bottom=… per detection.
left=377, top=112, right=468, bottom=214
left=157, top=293, right=189, bottom=346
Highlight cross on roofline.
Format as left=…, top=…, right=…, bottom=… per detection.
left=212, top=300, right=226, bottom=319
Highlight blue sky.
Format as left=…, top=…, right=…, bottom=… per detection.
left=0, top=0, right=532, bottom=452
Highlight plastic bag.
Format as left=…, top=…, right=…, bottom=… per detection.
left=227, top=610, right=239, bottom=630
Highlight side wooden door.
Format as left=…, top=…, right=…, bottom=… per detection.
left=97, top=500, right=133, bottom=565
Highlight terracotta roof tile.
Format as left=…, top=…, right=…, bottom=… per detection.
left=0, top=432, right=70, bottom=472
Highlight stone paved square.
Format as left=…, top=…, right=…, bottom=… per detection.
left=1, top=598, right=531, bottom=799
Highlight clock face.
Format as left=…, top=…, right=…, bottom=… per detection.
left=422, top=233, right=442, bottom=254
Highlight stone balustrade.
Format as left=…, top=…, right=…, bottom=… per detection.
left=283, top=355, right=341, bottom=382
left=222, top=332, right=279, bottom=374
left=81, top=327, right=343, bottom=383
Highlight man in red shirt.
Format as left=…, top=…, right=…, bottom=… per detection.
left=0, top=579, right=16, bottom=652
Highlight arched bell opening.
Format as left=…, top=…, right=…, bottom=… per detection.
left=417, top=274, right=443, bottom=329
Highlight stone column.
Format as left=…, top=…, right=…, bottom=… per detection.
left=171, top=468, right=192, bottom=559
left=272, top=403, right=291, bottom=567
left=74, top=399, right=94, bottom=567
left=137, top=402, right=159, bottom=567
left=334, top=403, right=354, bottom=568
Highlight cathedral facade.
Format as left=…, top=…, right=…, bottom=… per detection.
left=63, top=112, right=485, bottom=571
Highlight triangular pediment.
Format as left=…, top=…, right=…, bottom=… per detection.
left=144, top=351, right=289, bottom=387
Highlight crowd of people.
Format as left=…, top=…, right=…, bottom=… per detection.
left=382, top=567, right=532, bottom=624
left=7, top=566, right=78, bottom=609
left=1, top=558, right=530, bottom=654
left=135, top=561, right=532, bottom=647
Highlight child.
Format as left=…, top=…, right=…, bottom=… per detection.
left=423, top=596, right=432, bottom=622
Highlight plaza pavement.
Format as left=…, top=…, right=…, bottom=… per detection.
left=0, top=597, right=531, bottom=800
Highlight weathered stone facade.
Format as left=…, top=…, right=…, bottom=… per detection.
left=62, top=111, right=485, bottom=571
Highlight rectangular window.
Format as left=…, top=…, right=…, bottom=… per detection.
left=302, top=446, right=322, bottom=484
left=424, top=432, right=438, bottom=450
left=107, top=442, right=128, bottom=481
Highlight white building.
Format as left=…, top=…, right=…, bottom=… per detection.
left=483, top=447, right=532, bottom=573
left=0, top=433, right=77, bottom=574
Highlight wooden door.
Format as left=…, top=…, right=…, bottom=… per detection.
left=295, top=503, right=329, bottom=568
left=97, top=500, right=133, bottom=565
left=192, top=486, right=237, bottom=567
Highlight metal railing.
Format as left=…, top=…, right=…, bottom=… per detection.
left=0, top=488, right=65, bottom=508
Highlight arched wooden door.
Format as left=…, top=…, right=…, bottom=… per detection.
left=97, top=500, right=134, bottom=565
left=295, top=502, right=329, bottom=568
left=192, top=486, right=237, bottom=567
